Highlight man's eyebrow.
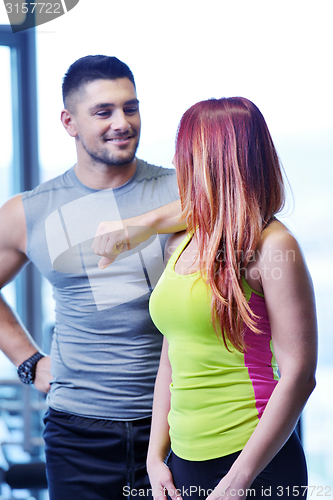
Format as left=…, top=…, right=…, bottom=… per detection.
left=89, top=99, right=140, bottom=112
left=125, top=99, right=140, bottom=106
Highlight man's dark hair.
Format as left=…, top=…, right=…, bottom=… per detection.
left=62, top=55, right=136, bottom=108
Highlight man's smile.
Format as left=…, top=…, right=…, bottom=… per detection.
left=104, top=134, right=135, bottom=145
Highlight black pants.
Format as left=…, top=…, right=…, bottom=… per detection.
left=167, top=431, right=307, bottom=499
left=43, top=407, right=153, bottom=500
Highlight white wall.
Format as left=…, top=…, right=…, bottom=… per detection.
left=1, top=0, right=333, bottom=489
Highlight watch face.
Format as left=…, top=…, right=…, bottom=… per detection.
left=18, top=363, right=34, bottom=384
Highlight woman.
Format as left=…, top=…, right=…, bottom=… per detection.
left=147, top=97, right=317, bottom=500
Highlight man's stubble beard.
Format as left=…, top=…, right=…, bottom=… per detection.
left=88, top=149, right=137, bottom=167
left=81, top=135, right=140, bottom=167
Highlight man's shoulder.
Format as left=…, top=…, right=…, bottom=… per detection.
left=136, top=159, right=176, bottom=182
left=21, top=167, right=74, bottom=202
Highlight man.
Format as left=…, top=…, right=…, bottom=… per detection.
left=0, top=55, right=183, bottom=500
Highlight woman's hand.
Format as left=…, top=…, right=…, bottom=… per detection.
left=92, top=200, right=185, bottom=269
left=92, top=221, right=155, bottom=269
left=147, top=460, right=182, bottom=500
left=205, top=473, right=249, bottom=500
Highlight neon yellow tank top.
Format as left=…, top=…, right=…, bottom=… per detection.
left=149, top=233, right=279, bottom=460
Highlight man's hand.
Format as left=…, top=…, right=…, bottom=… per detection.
left=92, top=221, right=155, bottom=269
left=34, top=355, right=52, bottom=393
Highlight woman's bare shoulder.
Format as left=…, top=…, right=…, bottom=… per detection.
left=245, top=219, right=303, bottom=293
left=258, top=218, right=301, bottom=257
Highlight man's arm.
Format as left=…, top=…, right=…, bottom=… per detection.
left=0, top=195, right=51, bottom=393
left=92, top=200, right=186, bottom=269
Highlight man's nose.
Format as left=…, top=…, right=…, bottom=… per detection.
left=111, top=110, right=130, bottom=132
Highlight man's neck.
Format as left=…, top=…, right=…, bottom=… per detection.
left=74, top=158, right=137, bottom=190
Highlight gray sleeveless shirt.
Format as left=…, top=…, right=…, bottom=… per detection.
left=22, top=160, right=179, bottom=420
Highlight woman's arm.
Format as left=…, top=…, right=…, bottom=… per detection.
left=147, top=338, right=182, bottom=500
left=147, top=232, right=187, bottom=499
left=92, top=200, right=186, bottom=269
left=206, top=223, right=317, bottom=500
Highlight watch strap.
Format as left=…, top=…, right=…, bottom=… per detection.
left=17, top=352, right=45, bottom=385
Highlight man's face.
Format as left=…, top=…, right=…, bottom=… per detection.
left=69, top=78, right=141, bottom=167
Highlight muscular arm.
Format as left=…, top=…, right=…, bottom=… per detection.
left=207, top=222, right=317, bottom=500
left=0, top=195, right=51, bottom=392
left=92, top=200, right=186, bottom=269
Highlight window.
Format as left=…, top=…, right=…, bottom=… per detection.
left=0, top=45, right=16, bottom=378
left=0, top=25, right=45, bottom=458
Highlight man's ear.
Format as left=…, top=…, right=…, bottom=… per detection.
left=61, top=109, right=78, bottom=137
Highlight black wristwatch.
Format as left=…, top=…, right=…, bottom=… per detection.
left=17, top=352, right=45, bottom=385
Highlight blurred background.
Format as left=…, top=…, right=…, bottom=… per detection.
left=0, top=0, right=332, bottom=498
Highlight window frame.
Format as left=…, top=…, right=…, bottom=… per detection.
left=0, top=24, right=43, bottom=453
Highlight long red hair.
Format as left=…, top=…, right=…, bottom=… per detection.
left=174, top=97, right=285, bottom=351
